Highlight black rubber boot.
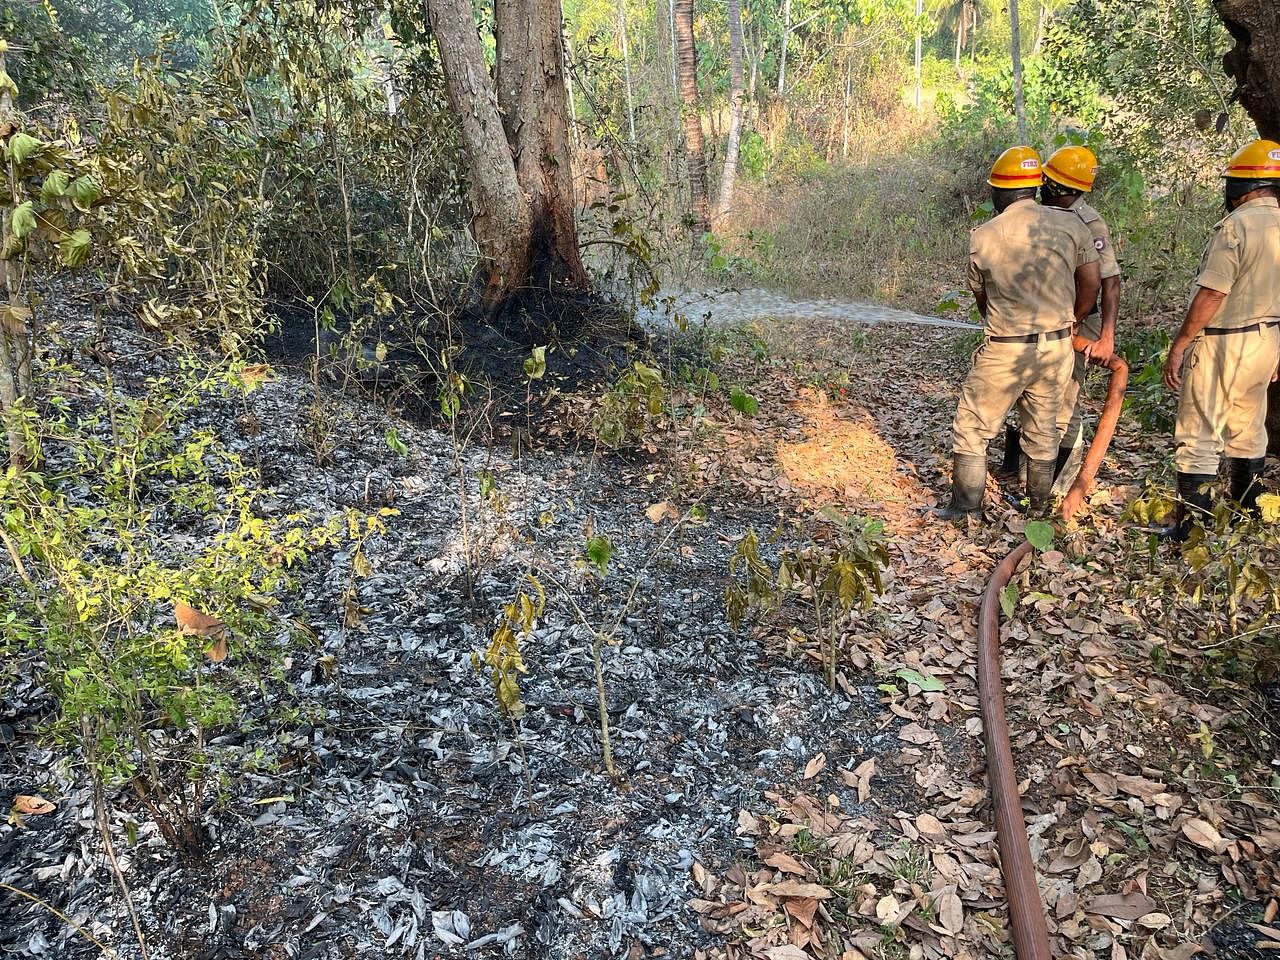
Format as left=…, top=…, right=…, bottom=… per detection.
left=993, top=425, right=1022, bottom=480
left=934, top=453, right=986, bottom=520
left=1025, top=458, right=1056, bottom=516
left=1053, top=445, right=1076, bottom=486
left=1171, top=472, right=1216, bottom=541
left=1227, top=456, right=1266, bottom=516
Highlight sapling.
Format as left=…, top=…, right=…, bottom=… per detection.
left=473, top=575, right=544, bottom=806
left=727, top=511, right=889, bottom=691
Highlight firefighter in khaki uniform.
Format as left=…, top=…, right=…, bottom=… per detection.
left=937, top=146, right=1102, bottom=519
left=999, top=146, right=1122, bottom=484
left=1163, top=139, right=1280, bottom=540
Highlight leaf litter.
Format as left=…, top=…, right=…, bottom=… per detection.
left=0, top=290, right=1276, bottom=960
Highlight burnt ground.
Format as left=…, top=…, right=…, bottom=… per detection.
left=1, top=288, right=1278, bottom=960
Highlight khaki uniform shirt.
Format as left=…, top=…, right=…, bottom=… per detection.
left=1068, top=196, right=1121, bottom=280
left=1192, top=196, right=1280, bottom=329
left=968, top=200, right=1100, bottom=338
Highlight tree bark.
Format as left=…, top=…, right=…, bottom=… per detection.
left=1212, top=2, right=1280, bottom=452
left=778, top=0, right=791, bottom=96
left=0, top=48, right=31, bottom=467
left=1215, top=0, right=1280, bottom=139
left=1008, top=0, right=1027, bottom=143
left=674, top=0, right=710, bottom=233
left=426, top=0, right=587, bottom=310
left=617, top=0, right=637, bottom=141
left=716, top=0, right=746, bottom=220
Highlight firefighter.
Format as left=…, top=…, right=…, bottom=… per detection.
left=937, top=146, right=1102, bottom=520
left=997, top=145, right=1122, bottom=485
left=1163, top=138, right=1280, bottom=540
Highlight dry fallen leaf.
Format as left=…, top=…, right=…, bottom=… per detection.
left=175, top=601, right=225, bottom=635
left=875, top=893, right=900, bottom=921
left=804, top=752, right=826, bottom=779
left=1086, top=892, right=1157, bottom=920
left=644, top=501, right=680, bottom=524
left=176, top=600, right=227, bottom=660
left=766, top=880, right=832, bottom=900
left=238, top=363, right=273, bottom=389
left=766, top=947, right=812, bottom=960
left=765, top=851, right=808, bottom=876
left=13, top=795, right=55, bottom=815
left=936, top=890, right=963, bottom=935
left=1181, top=818, right=1227, bottom=854
left=784, top=896, right=820, bottom=928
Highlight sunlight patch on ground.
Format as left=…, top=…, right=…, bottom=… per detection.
left=775, top=388, right=909, bottom=512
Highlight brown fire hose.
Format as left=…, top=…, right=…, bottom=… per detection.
left=977, top=538, right=1049, bottom=960
left=976, top=347, right=1128, bottom=959
left=1060, top=348, right=1130, bottom=521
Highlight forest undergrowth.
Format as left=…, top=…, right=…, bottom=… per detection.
left=1, top=281, right=1277, bottom=960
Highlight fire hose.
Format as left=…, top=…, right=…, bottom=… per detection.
left=978, top=349, right=1128, bottom=960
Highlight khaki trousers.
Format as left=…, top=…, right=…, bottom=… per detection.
left=1015, top=313, right=1100, bottom=451
left=1174, top=324, right=1280, bottom=474
left=954, top=336, right=1075, bottom=462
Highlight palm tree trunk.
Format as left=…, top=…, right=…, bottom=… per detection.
left=674, top=0, right=710, bottom=233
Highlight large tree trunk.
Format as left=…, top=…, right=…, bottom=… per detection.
left=426, top=0, right=586, bottom=312
left=674, top=0, right=710, bottom=234
left=1216, top=0, right=1280, bottom=139
left=715, top=0, right=745, bottom=221
left=1213, top=1, right=1280, bottom=453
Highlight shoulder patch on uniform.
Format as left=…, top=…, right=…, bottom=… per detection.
left=1094, top=236, right=1107, bottom=251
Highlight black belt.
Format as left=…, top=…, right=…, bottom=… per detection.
left=988, top=327, right=1072, bottom=344
left=1204, top=320, right=1280, bottom=336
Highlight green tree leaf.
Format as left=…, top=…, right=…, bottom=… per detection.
left=585, top=534, right=614, bottom=579
left=523, top=345, right=547, bottom=381
left=1025, top=520, right=1054, bottom=551
left=11, top=202, right=37, bottom=240
left=67, top=175, right=103, bottom=211
left=999, top=583, right=1018, bottom=618
left=384, top=426, right=408, bottom=457
left=41, top=170, right=71, bottom=201
left=895, top=668, right=946, bottom=692
left=7, top=132, right=41, bottom=166
left=730, top=386, right=759, bottom=416
left=57, top=229, right=92, bottom=267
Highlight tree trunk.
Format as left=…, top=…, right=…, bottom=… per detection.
left=0, top=48, right=32, bottom=467
left=778, top=0, right=791, bottom=96
left=913, top=0, right=922, bottom=109
left=1213, top=2, right=1280, bottom=452
left=715, top=0, right=745, bottom=221
left=426, top=0, right=587, bottom=311
left=1216, top=0, right=1280, bottom=139
left=674, top=0, right=710, bottom=233
left=617, top=0, right=637, bottom=141
left=1008, top=0, right=1027, bottom=143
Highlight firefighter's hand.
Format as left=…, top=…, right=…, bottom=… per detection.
left=1082, top=331, right=1115, bottom=366
left=1164, top=343, right=1186, bottom=391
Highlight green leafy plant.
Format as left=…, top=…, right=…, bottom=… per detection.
left=0, top=366, right=371, bottom=855
left=727, top=512, right=890, bottom=690
left=592, top=361, right=667, bottom=448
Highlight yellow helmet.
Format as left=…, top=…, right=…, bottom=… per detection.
left=1044, top=145, right=1098, bottom=192
left=1224, top=139, right=1280, bottom=179
left=988, top=146, right=1043, bottom=189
